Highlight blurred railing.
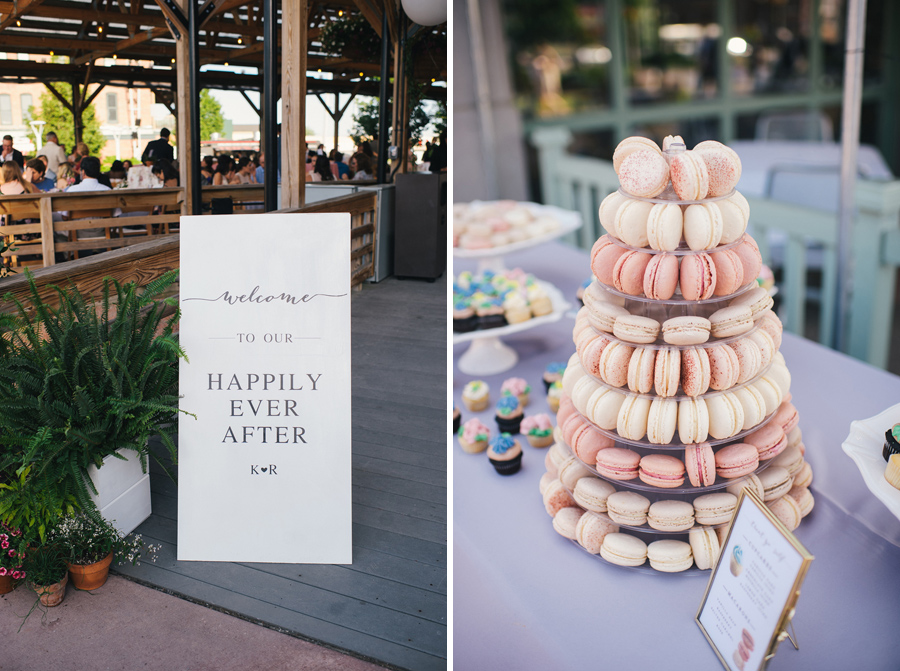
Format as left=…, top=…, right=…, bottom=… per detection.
left=532, top=126, right=900, bottom=368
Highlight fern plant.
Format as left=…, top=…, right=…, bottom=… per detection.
left=0, top=270, right=187, bottom=544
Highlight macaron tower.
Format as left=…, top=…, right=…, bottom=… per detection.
left=541, top=136, right=814, bottom=573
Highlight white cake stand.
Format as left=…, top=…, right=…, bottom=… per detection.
left=454, top=281, right=571, bottom=375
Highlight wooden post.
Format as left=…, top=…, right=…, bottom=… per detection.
left=281, top=0, right=307, bottom=209
left=174, top=0, right=197, bottom=215
left=39, top=195, right=56, bottom=267
left=72, top=79, right=84, bottom=145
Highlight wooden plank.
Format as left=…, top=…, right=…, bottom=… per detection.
left=0, top=236, right=180, bottom=312
left=0, top=0, right=45, bottom=31
left=352, top=484, right=446, bottom=523
left=0, top=223, right=43, bottom=235
left=114, top=557, right=447, bottom=671
left=352, top=453, right=446, bottom=488
left=39, top=195, right=55, bottom=266
left=281, top=0, right=307, bottom=209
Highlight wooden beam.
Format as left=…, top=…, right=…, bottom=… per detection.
left=175, top=0, right=194, bottom=215
left=44, top=82, right=73, bottom=112
left=0, top=0, right=46, bottom=31
left=352, top=0, right=382, bottom=38
left=152, top=0, right=187, bottom=33
left=281, top=0, right=307, bottom=209
left=383, top=0, right=398, bottom=45
left=200, top=39, right=263, bottom=66
left=239, top=90, right=260, bottom=116
left=72, top=26, right=169, bottom=66
left=83, top=83, right=106, bottom=109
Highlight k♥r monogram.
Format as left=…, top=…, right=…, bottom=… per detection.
left=251, top=464, right=278, bottom=475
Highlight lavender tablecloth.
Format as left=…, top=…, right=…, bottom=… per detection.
left=453, top=241, right=900, bottom=670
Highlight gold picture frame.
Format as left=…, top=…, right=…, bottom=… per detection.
left=696, top=489, right=814, bottom=671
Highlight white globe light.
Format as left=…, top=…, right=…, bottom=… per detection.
left=401, top=0, right=446, bottom=26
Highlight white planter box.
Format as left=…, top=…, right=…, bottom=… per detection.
left=88, top=449, right=151, bottom=536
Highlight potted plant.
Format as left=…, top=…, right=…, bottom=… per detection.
left=0, top=270, right=186, bottom=539
left=23, top=545, right=68, bottom=607
left=0, top=522, right=26, bottom=594
left=47, top=512, right=158, bottom=590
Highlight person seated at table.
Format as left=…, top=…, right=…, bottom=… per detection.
left=350, top=152, right=373, bottom=180
left=151, top=159, right=179, bottom=187
left=35, top=154, right=56, bottom=182
left=357, top=140, right=375, bottom=160
left=235, top=156, right=257, bottom=184
left=213, top=155, right=237, bottom=185
left=23, top=159, right=55, bottom=192
left=107, top=160, right=127, bottom=181
left=306, top=154, right=335, bottom=183
left=123, top=159, right=133, bottom=170
left=200, top=155, right=215, bottom=185
left=333, top=151, right=350, bottom=180
left=0, top=161, right=38, bottom=195
left=56, top=162, right=76, bottom=191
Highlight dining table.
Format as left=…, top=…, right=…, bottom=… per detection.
left=453, top=241, right=900, bottom=670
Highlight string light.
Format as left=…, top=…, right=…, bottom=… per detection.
left=359, top=72, right=363, bottom=77
left=237, top=37, right=242, bottom=44
left=16, top=20, right=21, bottom=26
left=171, top=58, right=176, bottom=63
left=50, top=50, right=54, bottom=56
left=338, top=10, right=343, bottom=16
left=224, top=62, right=229, bottom=66
left=98, top=25, right=103, bottom=33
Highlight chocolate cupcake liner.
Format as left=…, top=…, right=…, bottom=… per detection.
left=478, top=314, right=507, bottom=330
left=490, top=453, right=523, bottom=475
left=453, top=414, right=461, bottom=434
left=453, top=316, right=478, bottom=333
left=884, top=428, right=900, bottom=462
left=496, top=414, right=523, bottom=434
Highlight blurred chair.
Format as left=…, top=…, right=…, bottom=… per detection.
left=756, top=111, right=834, bottom=142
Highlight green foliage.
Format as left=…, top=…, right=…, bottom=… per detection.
left=431, top=100, right=447, bottom=137
left=47, top=511, right=158, bottom=566
left=0, top=271, right=187, bottom=544
left=200, top=89, right=225, bottom=142
left=350, top=98, right=380, bottom=145
left=501, top=0, right=584, bottom=50
left=22, top=544, right=67, bottom=587
left=35, top=83, right=106, bottom=157
left=320, top=14, right=381, bottom=61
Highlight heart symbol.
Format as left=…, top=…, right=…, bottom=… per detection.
left=261, top=467, right=267, bottom=473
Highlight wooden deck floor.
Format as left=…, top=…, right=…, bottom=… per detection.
left=115, top=275, right=448, bottom=671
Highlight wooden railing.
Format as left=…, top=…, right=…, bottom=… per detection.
left=0, top=190, right=380, bottom=310
left=278, top=190, right=378, bottom=288
left=0, top=184, right=270, bottom=270
left=531, top=126, right=900, bottom=368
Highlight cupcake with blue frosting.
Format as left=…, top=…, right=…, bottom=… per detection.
left=495, top=395, right=524, bottom=434
left=488, top=433, right=523, bottom=475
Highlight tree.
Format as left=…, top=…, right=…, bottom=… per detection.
left=199, top=89, right=224, bottom=141
left=35, top=84, right=105, bottom=157
left=350, top=98, right=379, bottom=145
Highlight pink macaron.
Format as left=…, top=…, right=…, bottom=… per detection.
left=591, top=235, right=628, bottom=287
left=714, top=443, right=759, bottom=479
left=570, top=423, right=615, bottom=465
left=774, top=402, right=800, bottom=434
left=618, top=149, right=670, bottom=198
left=694, top=140, right=742, bottom=197
left=681, top=347, right=711, bottom=397
left=685, top=442, right=716, bottom=487
left=706, top=344, right=740, bottom=390
left=613, top=250, right=652, bottom=296
left=599, top=342, right=635, bottom=388
left=643, top=253, right=680, bottom=300
left=613, top=136, right=662, bottom=172
left=595, top=446, right=641, bottom=481
left=680, top=252, right=717, bottom=300
left=710, top=249, right=745, bottom=297
left=743, top=422, right=787, bottom=460
left=669, top=150, right=710, bottom=200
left=734, top=234, right=762, bottom=283
left=639, top=453, right=686, bottom=488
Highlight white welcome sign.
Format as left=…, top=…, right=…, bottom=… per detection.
left=177, top=214, right=352, bottom=563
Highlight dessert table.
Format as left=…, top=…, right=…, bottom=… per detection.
left=453, top=241, right=900, bottom=670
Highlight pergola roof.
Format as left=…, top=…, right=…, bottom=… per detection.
left=0, top=0, right=446, bottom=99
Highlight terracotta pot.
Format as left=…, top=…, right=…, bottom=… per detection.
left=0, top=573, right=15, bottom=595
left=31, top=573, right=68, bottom=607
left=67, top=552, right=113, bottom=591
